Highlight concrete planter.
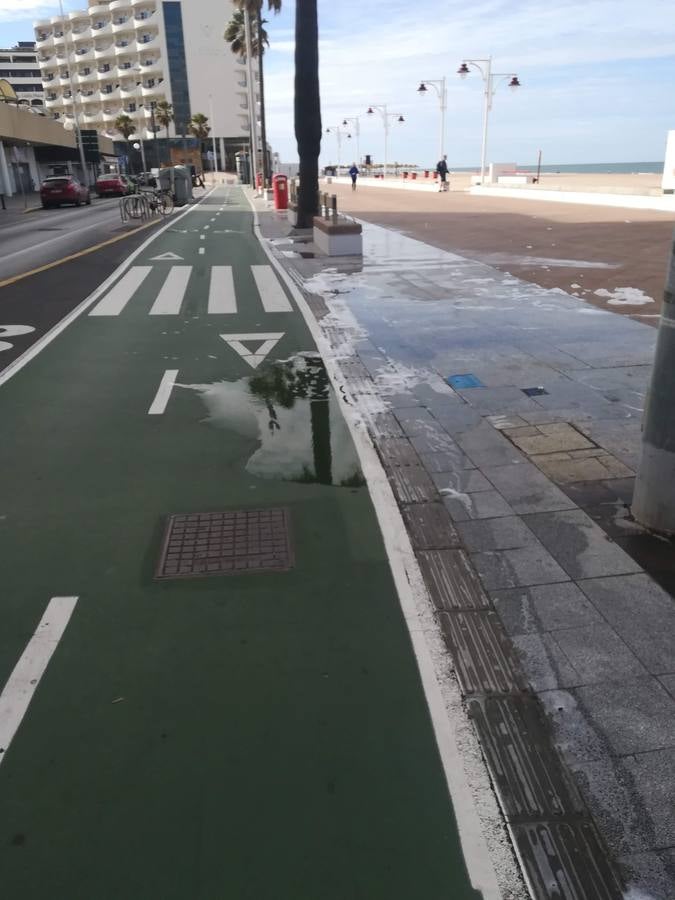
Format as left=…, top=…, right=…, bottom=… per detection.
left=313, top=216, right=362, bottom=256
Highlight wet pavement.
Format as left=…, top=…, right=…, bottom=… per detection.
left=259, top=204, right=675, bottom=900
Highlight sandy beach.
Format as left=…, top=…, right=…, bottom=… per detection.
left=328, top=179, right=675, bottom=324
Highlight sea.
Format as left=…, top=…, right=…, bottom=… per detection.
left=445, top=161, right=663, bottom=175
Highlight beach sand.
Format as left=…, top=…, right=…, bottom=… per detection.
left=330, top=180, right=675, bottom=324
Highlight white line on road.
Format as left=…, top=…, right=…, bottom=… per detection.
left=252, top=265, right=293, bottom=312
left=199, top=235, right=205, bottom=241
left=0, top=596, right=78, bottom=767
left=203, top=225, right=210, bottom=230
left=149, top=266, right=192, bottom=315
left=89, top=266, right=152, bottom=316
left=199, top=247, right=205, bottom=255
left=149, top=369, right=179, bottom=414
left=208, top=266, right=236, bottom=314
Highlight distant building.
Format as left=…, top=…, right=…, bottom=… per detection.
left=0, top=41, right=45, bottom=109
left=34, top=0, right=259, bottom=171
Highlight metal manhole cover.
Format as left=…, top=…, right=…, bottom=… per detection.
left=155, top=508, right=293, bottom=580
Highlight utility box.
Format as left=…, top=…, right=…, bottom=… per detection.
left=272, top=174, right=288, bottom=210
left=158, top=165, right=193, bottom=206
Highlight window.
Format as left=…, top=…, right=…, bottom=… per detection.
left=162, top=2, right=190, bottom=130
left=127, top=102, right=136, bottom=112
left=82, top=67, right=91, bottom=75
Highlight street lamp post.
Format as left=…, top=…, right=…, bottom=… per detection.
left=366, top=105, right=405, bottom=179
left=342, top=116, right=361, bottom=166
left=416, top=78, right=447, bottom=161
left=132, top=65, right=149, bottom=184
left=58, top=0, right=89, bottom=186
left=209, top=94, right=218, bottom=182
left=325, top=125, right=350, bottom=175
left=457, top=57, right=520, bottom=185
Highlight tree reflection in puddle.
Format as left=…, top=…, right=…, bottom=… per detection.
left=180, top=354, right=365, bottom=487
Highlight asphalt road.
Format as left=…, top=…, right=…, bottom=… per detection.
left=0, top=197, right=166, bottom=372
left=0, top=196, right=142, bottom=283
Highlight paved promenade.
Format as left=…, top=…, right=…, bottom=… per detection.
left=259, top=195, right=675, bottom=899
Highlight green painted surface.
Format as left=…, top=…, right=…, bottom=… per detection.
left=0, top=188, right=483, bottom=899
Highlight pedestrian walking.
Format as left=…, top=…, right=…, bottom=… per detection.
left=349, top=163, right=359, bottom=191
left=436, top=155, right=449, bottom=192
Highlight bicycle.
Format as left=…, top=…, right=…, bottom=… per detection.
left=120, top=187, right=174, bottom=222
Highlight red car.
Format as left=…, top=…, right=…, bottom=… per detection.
left=95, top=173, right=132, bottom=197
left=40, top=176, right=91, bottom=209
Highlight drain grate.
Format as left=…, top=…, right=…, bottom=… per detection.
left=155, top=508, right=293, bottom=579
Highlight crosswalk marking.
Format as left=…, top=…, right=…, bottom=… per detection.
left=252, top=265, right=293, bottom=312
left=149, top=267, right=192, bottom=316
left=89, top=267, right=152, bottom=316
left=148, top=369, right=179, bottom=414
left=208, top=266, right=237, bottom=314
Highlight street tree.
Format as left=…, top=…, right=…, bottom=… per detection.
left=189, top=113, right=211, bottom=173
left=294, top=0, right=321, bottom=228
left=154, top=100, right=174, bottom=141
left=225, top=1, right=281, bottom=188
left=114, top=113, right=135, bottom=141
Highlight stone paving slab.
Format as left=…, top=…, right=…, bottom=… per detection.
left=624, top=748, right=675, bottom=848
left=552, top=623, right=648, bottom=684
left=431, top=468, right=493, bottom=494
left=578, top=574, right=675, bottom=674
left=456, top=516, right=539, bottom=552
left=442, top=489, right=516, bottom=522
left=512, top=632, right=581, bottom=690
left=523, top=509, right=643, bottom=580
left=572, top=678, right=675, bottom=756
left=491, top=582, right=604, bottom=634
left=482, top=461, right=576, bottom=514
left=471, top=545, right=570, bottom=590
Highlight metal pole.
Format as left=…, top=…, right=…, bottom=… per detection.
left=383, top=105, right=388, bottom=180
left=632, top=234, right=675, bottom=533
left=439, top=77, right=447, bottom=160
left=209, top=94, right=218, bottom=182
left=243, top=9, right=258, bottom=189
left=336, top=129, right=341, bottom=175
left=59, top=0, right=89, bottom=187
left=480, top=57, right=492, bottom=185
left=536, top=148, right=542, bottom=183
left=355, top=119, right=360, bottom=166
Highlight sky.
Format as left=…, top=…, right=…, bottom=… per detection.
left=2, top=0, right=674, bottom=169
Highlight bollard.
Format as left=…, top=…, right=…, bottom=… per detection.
left=0, top=193, right=5, bottom=210
left=633, top=230, right=675, bottom=533
left=331, top=194, right=337, bottom=222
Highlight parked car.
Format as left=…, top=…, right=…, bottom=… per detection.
left=40, top=176, right=91, bottom=208
left=95, top=173, right=132, bottom=197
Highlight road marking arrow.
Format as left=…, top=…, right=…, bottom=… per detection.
left=220, top=332, right=284, bottom=369
left=150, top=251, right=184, bottom=261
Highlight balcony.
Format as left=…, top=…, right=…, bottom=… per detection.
left=136, top=34, right=157, bottom=51
left=141, top=81, right=162, bottom=98
left=112, top=17, right=134, bottom=33
left=134, top=9, right=157, bottom=24
left=132, top=0, right=157, bottom=8
left=76, top=69, right=97, bottom=84
left=99, top=86, right=121, bottom=102
left=139, top=58, right=162, bottom=76
left=39, top=53, right=56, bottom=65
left=73, top=47, right=94, bottom=62
left=59, top=72, right=72, bottom=84
left=102, top=106, right=123, bottom=122
left=94, top=43, right=116, bottom=60
left=110, top=0, right=133, bottom=11
left=36, top=33, right=54, bottom=50
left=42, top=73, right=56, bottom=83
left=89, top=4, right=113, bottom=15
left=91, top=21, right=112, bottom=38
left=120, top=80, right=139, bottom=96
left=44, top=96, right=59, bottom=108
left=115, top=39, right=134, bottom=53
left=72, top=27, right=92, bottom=43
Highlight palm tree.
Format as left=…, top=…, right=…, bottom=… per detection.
left=114, top=113, right=135, bottom=141
left=189, top=113, right=211, bottom=174
left=154, top=100, right=174, bottom=141
left=295, top=0, right=321, bottom=228
left=224, top=9, right=268, bottom=57
left=225, top=1, right=281, bottom=188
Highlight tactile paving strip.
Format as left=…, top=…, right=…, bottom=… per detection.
left=155, top=508, right=293, bottom=580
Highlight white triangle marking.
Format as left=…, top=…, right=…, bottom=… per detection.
left=220, top=332, right=284, bottom=369
left=150, top=251, right=184, bottom=261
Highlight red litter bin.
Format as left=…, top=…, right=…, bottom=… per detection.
left=272, top=174, right=288, bottom=210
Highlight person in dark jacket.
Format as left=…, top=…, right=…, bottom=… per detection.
left=349, top=163, right=359, bottom=190
left=436, top=155, right=449, bottom=191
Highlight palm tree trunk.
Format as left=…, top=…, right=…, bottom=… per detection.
left=256, top=6, right=269, bottom=189
left=294, top=0, right=321, bottom=228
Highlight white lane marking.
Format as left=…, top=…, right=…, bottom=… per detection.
left=0, top=325, right=36, bottom=353
left=0, top=188, right=216, bottom=390
left=89, top=266, right=152, bottom=316
left=208, top=266, right=237, bottom=314
left=199, top=247, right=205, bottom=256
left=248, top=198, right=504, bottom=899
left=148, top=369, right=179, bottom=414
left=203, top=225, right=210, bottom=230
left=252, top=265, right=293, bottom=312
left=0, top=596, right=78, bottom=767
left=149, top=266, right=192, bottom=316
left=150, top=251, right=183, bottom=261
left=199, top=235, right=205, bottom=241
left=220, top=332, right=284, bottom=369
left=210, top=218, right=216, bottom=222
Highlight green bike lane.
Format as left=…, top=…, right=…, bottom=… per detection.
left=0, top=187, right=484, bottom=899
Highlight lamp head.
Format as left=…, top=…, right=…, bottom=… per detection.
left=366, top=107, right=374, bottom=115
left=342, top=118, right=348, bottom=126
left=417, top=82, right=427, bottom=94
left=397, top=115, right=405, bottom=123
left=457, top=62, right=470, bottom=79
left=509, top=76, right=521, bottom=90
